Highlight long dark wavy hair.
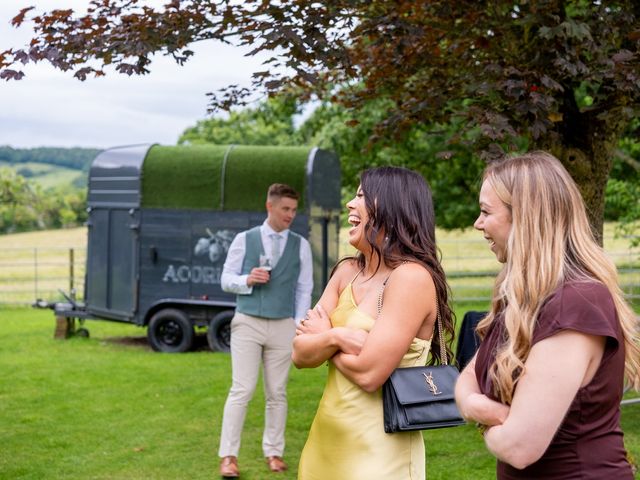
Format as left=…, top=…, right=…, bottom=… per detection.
left=346, top=166, right=456, bottom=365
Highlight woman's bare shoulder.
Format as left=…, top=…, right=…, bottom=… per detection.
left=390, top=262, right=436, bottom=291
left=330, top=257, right=360, bottom=291
left=332, top=257, right=361, bottom=282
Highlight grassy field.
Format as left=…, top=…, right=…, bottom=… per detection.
left=0, top=226, right=639, bottom=478
left=0, top=228, right=88, bottom=304
left=1, top=307, right=640, bottom=479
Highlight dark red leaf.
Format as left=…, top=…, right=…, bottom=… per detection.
left=11, top=7, right=35, bottom=27
left=0, top=69, right=25, bottom=80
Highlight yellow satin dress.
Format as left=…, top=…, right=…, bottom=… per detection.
left=298, top=282, right=430, bottom=480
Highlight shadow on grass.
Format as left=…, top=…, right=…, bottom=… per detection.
left=101, top=333, right=212, bottom=352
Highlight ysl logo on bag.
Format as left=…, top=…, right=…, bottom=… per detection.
left=423, top=371, right=442, bottom=395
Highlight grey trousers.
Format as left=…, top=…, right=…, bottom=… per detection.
left=218, top=312, right=296, bottom=458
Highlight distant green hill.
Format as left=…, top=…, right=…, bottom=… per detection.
left=0, top=146, right=100, bottom=190
left=0, top=146, right=100, bottom=171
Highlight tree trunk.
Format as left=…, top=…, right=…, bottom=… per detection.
left=539, top=90, right=631, bottom=246
left=549, top=145, right=609, bottom=246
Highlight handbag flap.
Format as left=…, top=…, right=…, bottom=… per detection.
left=388, top=365, right=459, bottom=404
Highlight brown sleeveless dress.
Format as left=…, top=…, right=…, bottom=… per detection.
left=475, top=281, right=633, bottom=479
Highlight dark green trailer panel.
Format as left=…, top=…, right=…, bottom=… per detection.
left=64, top=143, right=341, bottom=352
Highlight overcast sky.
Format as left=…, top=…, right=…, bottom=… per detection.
left=0, top=1, right=268, bottom=150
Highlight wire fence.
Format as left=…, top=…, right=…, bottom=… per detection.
left=0, top=247, right=85, bottom=306
left=0, top=238, right=638, bottom=307
left=1, top=238, right=637, bottom=409
left=437, top=236, right=640, bottom=304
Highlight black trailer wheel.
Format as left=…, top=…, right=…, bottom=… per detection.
left=75, top=327, right=90, bottom=338
left=207, top=310, right=234, bottom=353
left=148, top=308, right=194, bottom=353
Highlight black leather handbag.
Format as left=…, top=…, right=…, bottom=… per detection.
left=382, top=363, right=465, bottom=432
left=380, top=284, right=466, bottom=433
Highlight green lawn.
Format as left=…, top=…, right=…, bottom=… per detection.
left=2, top=307, right=640, bottom=479
left=0, top=225, right=638, bottom=478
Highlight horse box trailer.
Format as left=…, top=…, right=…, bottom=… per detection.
left=49, top=144, right=341, bottom=353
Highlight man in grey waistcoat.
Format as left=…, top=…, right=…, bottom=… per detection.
left=218, top=183, right=313, bottom=478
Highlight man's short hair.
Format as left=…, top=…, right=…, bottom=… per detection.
left=267, top=183, right=299, bottom=202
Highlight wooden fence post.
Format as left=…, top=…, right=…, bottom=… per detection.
left=69, top=248, right=74, bottom=293
left=54, top=316, right=75, bottom=339
left=33, top=248, right=38, bottom=302
left=53, top=248, right=76, bottom=339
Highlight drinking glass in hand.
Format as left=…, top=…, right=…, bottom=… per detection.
left=259, top=255, right=273, bottom=272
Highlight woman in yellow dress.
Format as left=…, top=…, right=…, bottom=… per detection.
left=293, top=166, right=455, bottom=479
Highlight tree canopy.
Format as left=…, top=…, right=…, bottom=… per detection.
left=0, top=167, right=86, bottom=233
left=2, top=1, right=639, bottom=239
left=178, top=96, right=300, bottom=146
left=177, top=94, right=638, bottom=232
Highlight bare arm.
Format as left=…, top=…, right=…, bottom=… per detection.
left=292, top=261, right=365, bottom=368
left=332, top=263, right=436, bottom=392
left=291, top=302, right=340, bottom=369
left=292, top=322, right=367, bottom=369
left=454, top=354, right=510, bottom=427
left=483, top=330, right=605, bottom=469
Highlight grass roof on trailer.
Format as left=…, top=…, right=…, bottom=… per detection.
left=141, top=145, right=309, bottom=211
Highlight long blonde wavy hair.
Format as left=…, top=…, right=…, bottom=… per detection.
left=476, top=151, right=640, bottom=404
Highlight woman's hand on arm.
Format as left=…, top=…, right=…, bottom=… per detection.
left=455, top=355, right=510, bottom=427
left=292, top=293, right=339, bottom=369
left=292, top=261, right=366, bottom=368
left=292, top=303, right=366, bottom=368
left=334, top=327, right=368, bottom=355
left=483, top=330, right=605, bottom=469
left=296, top=303, right=332, bottom=336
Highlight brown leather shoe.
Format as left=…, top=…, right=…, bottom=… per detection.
left=266, top=456, right=288, bottom=473
left=220, top=456, right=239, bottom=478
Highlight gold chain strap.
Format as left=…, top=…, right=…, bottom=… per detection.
left=435, top=295, right=447, bottom=366
left=376, top=282, right=385, bottom=318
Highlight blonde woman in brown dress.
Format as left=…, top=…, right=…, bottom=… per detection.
left=455, top=152, right=640, bottom=479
